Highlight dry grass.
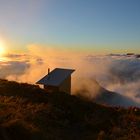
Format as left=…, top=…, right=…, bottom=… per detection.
left=0, top=79, right=140, bottom=140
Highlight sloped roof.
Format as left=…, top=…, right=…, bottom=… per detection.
left=36, top=68, right=75, bottom=86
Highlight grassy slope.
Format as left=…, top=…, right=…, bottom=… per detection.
left=0, top=79, right=140, bottom=140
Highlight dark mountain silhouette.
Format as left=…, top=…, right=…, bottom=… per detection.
left=76, top=79, right=140, bottom=107
left=0, top=79, right=140, bottom=140
left=95, top=83, right=140, bottom=107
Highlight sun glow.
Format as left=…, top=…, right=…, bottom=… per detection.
left=0, top=40, right=6, bottom=56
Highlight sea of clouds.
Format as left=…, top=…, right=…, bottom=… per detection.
left=0, top=45, right=140, bottom=105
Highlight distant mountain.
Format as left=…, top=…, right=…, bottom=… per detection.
left=76, top=79, right=140, bottom=107
left=95, top=85, right=140, bottom=107
left=108, top=53, right=140, bottom=59
left=0, top=79, right=140, bottom=140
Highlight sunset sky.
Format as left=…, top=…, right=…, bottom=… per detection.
left=0, top=0, right=140, bottom=54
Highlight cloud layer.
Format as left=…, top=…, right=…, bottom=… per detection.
left=0, top=45, right=140, bottom=106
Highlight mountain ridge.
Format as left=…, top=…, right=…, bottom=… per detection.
left=0, top=79, right=140, bottom=140
left=76, top=79, right=140, bottom=107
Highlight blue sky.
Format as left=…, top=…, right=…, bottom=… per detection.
left=0, top=0, right=140, bottom=53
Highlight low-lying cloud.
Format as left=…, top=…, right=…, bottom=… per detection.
left=1, top=45, right=140, bottom=106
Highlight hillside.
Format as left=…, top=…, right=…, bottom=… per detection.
left=76, top=79, right=140, bottom=107
left=0, top=79, right=140, bottom=140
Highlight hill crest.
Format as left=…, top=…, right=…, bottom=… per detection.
left=0, top=79, right=140, bottom=140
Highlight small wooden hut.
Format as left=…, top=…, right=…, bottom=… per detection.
left=36, top=68, right=75, bottom=94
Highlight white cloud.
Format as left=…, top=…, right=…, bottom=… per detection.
left=1, top=45, right=140, bottom=106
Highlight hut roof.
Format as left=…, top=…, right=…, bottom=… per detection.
left=36, top=68, right=75, bottom=86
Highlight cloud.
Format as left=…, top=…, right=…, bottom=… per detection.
left=0, top=61, right=29, bottom=78
left=1, top=44, right=140, bottom=106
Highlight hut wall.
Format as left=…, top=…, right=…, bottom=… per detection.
left=59, top=76, right=71, bottom=94
left=44, top=85, right=59, bottom=93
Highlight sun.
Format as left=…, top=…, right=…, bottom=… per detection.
left=0, top=40, right=6, bottom=56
